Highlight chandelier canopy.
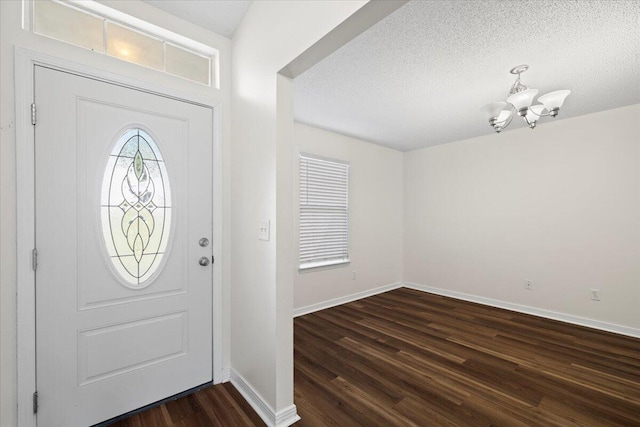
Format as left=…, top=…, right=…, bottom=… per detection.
left=483, top=65, right=570, bottom=133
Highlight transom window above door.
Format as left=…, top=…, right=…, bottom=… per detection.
left=30, top=0, right=218, bottom=86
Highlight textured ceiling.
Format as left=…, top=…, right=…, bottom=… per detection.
left=294, top=0, right=640, bottom=151
left=144, top=0, right=251, bottom=38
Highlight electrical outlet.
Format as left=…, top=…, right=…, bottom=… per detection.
left=259, top=220, right=270, bottom=241
left=352, top=271, right=357, bottom=280
left=525, top=280, right=533, bottom=290
left=590, top=288, right=601, bottom=301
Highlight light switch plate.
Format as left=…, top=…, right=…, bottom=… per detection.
left=259, top=220, right=270, bottom=241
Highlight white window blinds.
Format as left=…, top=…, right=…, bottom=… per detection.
left=299, top=154, right=349, bottom=269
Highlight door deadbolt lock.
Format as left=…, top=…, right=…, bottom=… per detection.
left=199, top=237, right=209, bottom=247
left=198, top=257, right=210, bottom=266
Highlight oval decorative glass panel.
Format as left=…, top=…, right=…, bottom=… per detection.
left=100, top=129, right=172, bottom=288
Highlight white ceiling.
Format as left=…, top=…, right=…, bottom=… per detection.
left=294, top=0, right=640, bottom=151
left=144, top=0, right=251, bottom=38
left=142, top=0, right=639, bottom=151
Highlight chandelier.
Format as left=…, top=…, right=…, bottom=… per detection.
left=483, top=65, right=570, bottom=133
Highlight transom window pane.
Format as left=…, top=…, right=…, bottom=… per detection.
left=166, top=44, right=211, bottom=85
left=101, top=129, right=172, bottom=287
left=106, top=22, right=164, bottom=71
left=34, top=0, right=104, bottom=52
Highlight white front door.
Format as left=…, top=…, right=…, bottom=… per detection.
left=34, top=66, right=213, bottom=426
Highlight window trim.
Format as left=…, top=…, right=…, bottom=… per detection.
left=299, top=152, right=350, bottom=271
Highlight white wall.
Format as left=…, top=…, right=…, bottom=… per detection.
left=404, top=104, right=640, bottom=331
left=229, top=0, right=367, bottom=419
left=0, top=2, right=231, bottom=425
left=294, top=124, right=403, bottom=312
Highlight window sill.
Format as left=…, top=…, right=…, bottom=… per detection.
left=299, top=259, right=350, bottom=273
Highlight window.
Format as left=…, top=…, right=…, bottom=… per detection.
left=31, top=0, right=216, bottom=86
left=299, top=154, right=349, bottom=270
left=101, top=129, right=172, bottom=287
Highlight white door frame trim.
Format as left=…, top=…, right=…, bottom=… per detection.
left=15, top=47, right=225, bottom=427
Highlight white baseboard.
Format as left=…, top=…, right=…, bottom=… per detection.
left=275, top=404, right=301, bottom=427
left=230, top=369, right=300, bottom=427
left=294, top=282, right=403, bottom=317
left=403, top=281, right=640, bottom=339
left=217, top=366, right=231, bottom=383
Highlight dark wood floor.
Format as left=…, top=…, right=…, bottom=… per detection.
left=294, top=288, right=640, bottom=426
left=113, top=288, right=640, bottom=426
left=109, top=382, right=265, bottom=427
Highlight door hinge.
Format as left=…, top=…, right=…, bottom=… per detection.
left=32, top=248, right=38, bottom=271
left=212, top=255, right=215, bottom=264
left=33, top=391, right=38, bottom=414
left=31, top=103, right=36, bottom=126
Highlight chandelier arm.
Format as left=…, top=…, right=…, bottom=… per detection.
left=496, top=104, right=516, bottom=129
left=527, top=108, right=552, bottom=118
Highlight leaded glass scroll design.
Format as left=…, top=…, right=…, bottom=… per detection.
left=101, top=129, right=172, bottom=288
